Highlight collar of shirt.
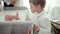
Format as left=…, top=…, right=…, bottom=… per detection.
left=36, top=10, right=46, bottom=19
left=29, top=10, right=46, bottom=20
left=30, top=10, right=47, bottom=24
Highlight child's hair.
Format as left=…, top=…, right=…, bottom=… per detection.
left=29, top=0, right=46, bottom=8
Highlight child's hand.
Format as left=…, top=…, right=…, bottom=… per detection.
left=5, top=12, right=20, bottom=21
left=34, top=24, right=40, bottom=32
left=28, top=30, right=31, bottom=34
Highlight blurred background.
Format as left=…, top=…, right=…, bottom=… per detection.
left=0, top=0, right=60, bottom=34
left=0, top=0, right=60, bottom=21
left=0, top=0, right=60, bottom=10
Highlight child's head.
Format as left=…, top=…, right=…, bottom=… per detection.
left=29, top=0, right=46, bottom=13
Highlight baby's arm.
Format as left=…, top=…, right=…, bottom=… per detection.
left=4, top=12, right=20, bottom=21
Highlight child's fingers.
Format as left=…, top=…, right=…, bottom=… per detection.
left=28, top=30, right=31, bottom=34
left=34, top=25, right=40, bottom=32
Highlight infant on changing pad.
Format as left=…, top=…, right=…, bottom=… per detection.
left=4, top=0, right=51, bottom=34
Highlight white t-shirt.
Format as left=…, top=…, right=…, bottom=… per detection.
left=27, top=11, right=51, bottom=34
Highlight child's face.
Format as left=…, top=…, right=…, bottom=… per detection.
left=30, top=3, right=43, bottom=13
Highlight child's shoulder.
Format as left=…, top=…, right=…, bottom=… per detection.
left=38, top=11, right=50, bottom=22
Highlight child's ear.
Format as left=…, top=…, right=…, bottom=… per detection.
left=36, top=5, right=41, bottom=9
left=36, top=5, right=43, bottom=11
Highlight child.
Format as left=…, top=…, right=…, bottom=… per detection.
left=5, top=0, right=51, bottom=34
left=29, top=0, right=51, bottom=34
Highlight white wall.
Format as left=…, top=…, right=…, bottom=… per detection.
left=55, top=0, right=60, bottom=4
left=22, top=0, right=30, bottom=10
left=45, top=0, right=60, bottom=13
left=44, top=0, right=55, bottom=11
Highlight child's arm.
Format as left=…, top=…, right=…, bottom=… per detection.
left=38, top=18, right=51, bottom=34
